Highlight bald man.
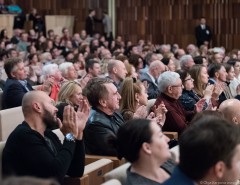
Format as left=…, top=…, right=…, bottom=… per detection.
left=107, top=59, right=127, bottom=90
left=2, top=91, right=90, bottom=183
left=219, top=99, right=240, bottom=125
left=140, top=60, right=166, bottom=99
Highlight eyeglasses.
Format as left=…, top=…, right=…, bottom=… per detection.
left=171, top=84, right=183, bottom=88
left=184, top=78, right=193, bottom=82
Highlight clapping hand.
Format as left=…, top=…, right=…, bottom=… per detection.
left=58, top=105, right=78, bottom=138
left=76, top=98, right=90, bottom=139
left=133, top=105, right=148, bottom=119
left=151, top=101, right=168, bottom=127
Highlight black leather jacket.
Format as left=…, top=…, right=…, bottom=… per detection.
left=84, top=107, right=125, bottom=156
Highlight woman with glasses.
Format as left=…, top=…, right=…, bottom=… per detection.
left=177, top=70, right=208, bottom=111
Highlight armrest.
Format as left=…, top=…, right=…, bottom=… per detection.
left=163, top=131, right=178, bottom=140
left=85, top=155, right=126, bottom=169
left=101, top=179, right=122, bottom=185
left=84, top=159, right=114, bottom=185
left=63, top=174, right=89, bottom=185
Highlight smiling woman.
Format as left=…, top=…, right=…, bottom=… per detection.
left=56, top=81, right=83, bottom=122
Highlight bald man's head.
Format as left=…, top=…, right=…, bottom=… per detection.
left=22, top=91, right=49, bottom=117
left=219, top=99, right=240, bottom=125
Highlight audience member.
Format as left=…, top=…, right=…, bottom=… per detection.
left=208, top=63, right=227, bottom=104
left=162, top=115, right=240, bottom=185
left=120, top=77, right=167, bottom=125
left=219, top=99, right=240, bottom=125
left=177, top=70, right=209, bottom=111
left=83, top=78, right=125, bottom=156
left=179, top=55, right=195, bottom=71
left=140, top=60, right=165, bottom=99
left=161, top=57, right=176, bottom=71
left=0, top=0, right=7, bottom=14
left=153, top=71, right=205, bottom=135
left=40, top=64, right=63, bottom=102
left=107, top=59, right=127, bottom=90
left=3, top=90, right=89, bottom=183
left=56, top=81, right=84, bottom=122
left=59, top=62, right=78, bottom=81
left=2, top=57, right=33, bottom=109
left=112, top=119, right=176, bottom=185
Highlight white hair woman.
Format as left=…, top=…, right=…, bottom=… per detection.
left=59, top=62, right=78, bottom=81
left=38, top=63, right=63, bottom=101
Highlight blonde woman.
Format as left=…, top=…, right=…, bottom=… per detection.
left=56, top=81, right=87, bottom=122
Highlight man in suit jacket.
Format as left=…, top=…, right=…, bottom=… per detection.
left=195, top=17, right=212, bottom=48
left=2, top=57, right=34, bottom=109
left=140, top=60, right=165, bottom=99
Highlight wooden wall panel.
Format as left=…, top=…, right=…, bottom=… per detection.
left=16, top=0, right=107, bottom=35
left=12, top=0, right=240, bottom=50
left=116, top=0, right=240, bottom=50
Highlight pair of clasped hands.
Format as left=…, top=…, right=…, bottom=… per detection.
left=58, top=99, right=90, bottom=140
left=133, top=101, right=168, bottom=127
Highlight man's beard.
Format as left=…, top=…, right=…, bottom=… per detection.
left=42, top=108, right=58, bottom=130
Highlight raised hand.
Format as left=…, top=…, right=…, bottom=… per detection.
left=195, top=98, right=206, bottom=113
left=203, top=84, right=214, bottom=99
left=133, top=105, right=148, bottom=119
left=59, top=105, right=78, bottom=138
left=75, top=98, right=90, bottom=139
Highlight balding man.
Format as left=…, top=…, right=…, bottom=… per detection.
left=107, top=59, right=127, bottom=90
left=140, top=60, right=166, bottom=99
left=219, top=99, right=240, bottom=125
left=2, top=91, right=90, bottom=183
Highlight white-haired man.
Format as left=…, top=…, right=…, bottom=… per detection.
left=180, top=55, right=195, bottom=71
left=153, top=71, right=205, bottom=135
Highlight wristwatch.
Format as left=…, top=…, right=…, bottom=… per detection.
left=65, top=133, right=76, bottom=142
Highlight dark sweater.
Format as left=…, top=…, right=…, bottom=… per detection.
left=2, top=122, right=85, bottom=184
left=154, top=93, right=194, bottom=135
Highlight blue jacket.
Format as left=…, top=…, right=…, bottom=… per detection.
left=2, top=79, right=33, bottom=109
left=162, top=166, right=195, bottom=185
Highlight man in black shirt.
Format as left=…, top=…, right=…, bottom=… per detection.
left=2, top=91, right=90, bottom=183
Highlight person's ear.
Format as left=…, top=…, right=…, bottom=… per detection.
left=167, top=86, right=173, bottom=94
left=113, top=66, right=118, bottom=74
left=232, top=117, right=239, bottom=125
left=135, top=93, right=140, bottom=102
left=142, top=142, right=152, bottom=155
left=10, top=71, right=16, bottom=78
left=215, top=72, right=219, bottom=79
left=99, top=99, right=107, bottom=107
left=213, top=161, right=225, bottom=179
left=32, top=102, right=41, bottom=113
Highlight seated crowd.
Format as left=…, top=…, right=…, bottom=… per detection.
left=1, top=21, right=240, bottom=185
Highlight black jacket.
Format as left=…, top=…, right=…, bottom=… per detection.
left=195, top=24, right=212, bottom=47
left=84, top=107, right=125, bottom=156
left=2, top=122, right=85, bottom=184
